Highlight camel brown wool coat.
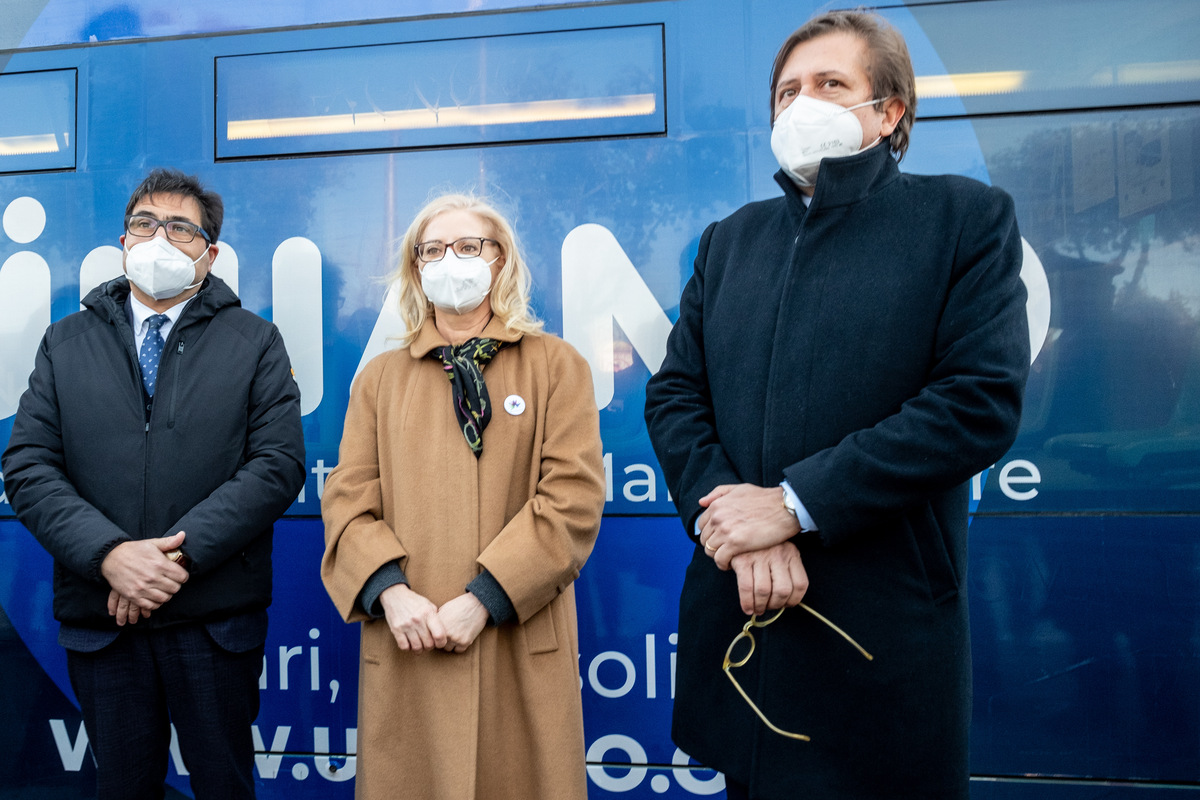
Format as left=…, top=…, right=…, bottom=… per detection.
left=321, top=317, right=605, bottom=800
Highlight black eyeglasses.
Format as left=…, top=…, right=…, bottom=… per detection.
left=125, top=214, right=210, bottom=244
left=722, top=603, right=873, bottom=741
left=415, top=237, right=498, bottom=263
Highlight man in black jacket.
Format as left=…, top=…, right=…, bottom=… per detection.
left=2, top=169, right=306, bottom=799
left=644, top=11, right=1030, bottom=800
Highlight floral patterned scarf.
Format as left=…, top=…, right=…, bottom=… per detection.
left=431, top=337, right=511, bottom=458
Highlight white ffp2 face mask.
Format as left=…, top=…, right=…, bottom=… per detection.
left=420, top=251, right=498, bottom=314
left=124, top=237, right=206, bottom=300
left=770, top=95, right=885, bottom=187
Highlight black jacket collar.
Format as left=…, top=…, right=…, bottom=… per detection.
left=774, top=137, right=901, bottom=219
left=83, top=274, right=241, bottom=328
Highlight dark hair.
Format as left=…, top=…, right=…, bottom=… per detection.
left=769, top=9, right=917, bottom=160
left=124, top=168, right=225, bottom=243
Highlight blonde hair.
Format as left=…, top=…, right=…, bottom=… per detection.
left=388, top=193, right=544, bottom=347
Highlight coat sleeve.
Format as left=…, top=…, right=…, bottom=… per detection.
left=320, top=355, right=409, bottom=623
left=476, top=340, right=606, bottom=624
left=643, top=222, right=744, bottom=540
left=166, top=325, right=306, bottom=574
left=784, top=185, right=1031, bottom=547
left=2, top=327, right=131, bottom=581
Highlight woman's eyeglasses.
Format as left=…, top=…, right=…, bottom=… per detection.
left=414, top=237, right=498, bottom=263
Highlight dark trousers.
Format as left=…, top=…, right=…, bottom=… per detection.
left=66, top=623, right=263, bottom=800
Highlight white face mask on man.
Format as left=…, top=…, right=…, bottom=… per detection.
left=420, top=251, right=498, bottom=314
left=770, top=95, right=886, bottom=187
left=123, top=237, right=206, bottom=300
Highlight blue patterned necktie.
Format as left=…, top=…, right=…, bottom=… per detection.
left=139, top=314, right=169, bottom=397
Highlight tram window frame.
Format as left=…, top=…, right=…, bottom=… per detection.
left=214, top=24, right=667, bottom=160
left=873, top=0, right=1200, bottom=118
left=0, top=68, right=77, bottom=174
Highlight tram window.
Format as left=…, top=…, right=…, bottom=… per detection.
left=215, top=25, right=666, bottom=159
left=957, top=105, right=1200, bottom=506
left=885, top=0, right=1200, bottom=117
left=0, top=69, right=75, bottom=173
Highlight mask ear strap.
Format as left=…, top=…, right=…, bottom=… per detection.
left=846, top=97, right=889, bottom=113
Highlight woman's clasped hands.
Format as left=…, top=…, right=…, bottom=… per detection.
left=379, top=583, right=491, bottom=654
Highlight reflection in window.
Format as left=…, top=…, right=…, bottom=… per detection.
left=893, top=0, right=1200, bottom=116
left=216, top=25, right=665, bottom=159
left=964, top=107, right=1200, bottom=507
left=0, top=69, right=76, bottom=173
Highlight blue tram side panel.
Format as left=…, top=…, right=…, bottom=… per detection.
left=2, top=0, right=1199, bottom=797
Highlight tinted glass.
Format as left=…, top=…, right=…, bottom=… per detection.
left=0, top=69, right=75, bottom=173
left=957, top=104, right=1200, bottom=513
left=884, top=0, right=1200, bottom=117
left=216, top=25, right=666, bottom=159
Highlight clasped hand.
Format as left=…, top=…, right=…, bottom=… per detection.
left=380, top=584, right=490, bottom=654
left=698, top=484, right=809, bottom=615
left=101, top=531, right=190, bottom=626
left=698, top=484, right=801, bottom=568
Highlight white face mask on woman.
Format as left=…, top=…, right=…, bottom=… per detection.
left=770, top=94, right=885, bottom=187
left=123, top=237, right=206, bottom=300
left=421, top=251, right=498, bottom=314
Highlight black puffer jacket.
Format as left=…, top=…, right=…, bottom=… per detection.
left=2, top=275, right=305, bottom=628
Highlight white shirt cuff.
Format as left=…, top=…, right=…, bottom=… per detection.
left=781, top=480, right=818, bottom=532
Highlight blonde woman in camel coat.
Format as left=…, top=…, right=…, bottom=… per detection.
left=321, top=194, right=605, bottom=800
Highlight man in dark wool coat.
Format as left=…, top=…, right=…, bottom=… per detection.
left=644, top=10, right=1030, bottom=800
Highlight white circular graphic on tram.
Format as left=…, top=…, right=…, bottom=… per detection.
left=2, top=197, right=47, bottom=244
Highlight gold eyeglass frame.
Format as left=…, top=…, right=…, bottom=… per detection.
left=722, top=603, right=874, bottom=741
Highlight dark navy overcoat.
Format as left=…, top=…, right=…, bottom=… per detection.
left=645, top=141, right=1030, bottom=799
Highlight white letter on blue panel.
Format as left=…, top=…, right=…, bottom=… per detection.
left=1021, top=238, right=1051, bottom=365
left=562, top=224, right=674, bottom=410
left=0, top=250, right=51, bottom=419
left=273, top=237, right=323, bottom=415
left=212, top=241, right=240, bottom=298
left=79, top=245, right=123, bottom=307
left=353, top=281, right=407, bottom=382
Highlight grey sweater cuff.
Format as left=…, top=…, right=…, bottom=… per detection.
left=360, top=561, right=408, bottom=618
left=466, top=569, right=516, bottom=626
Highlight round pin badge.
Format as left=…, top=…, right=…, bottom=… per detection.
left=504, top=395, right=526, bottom=416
